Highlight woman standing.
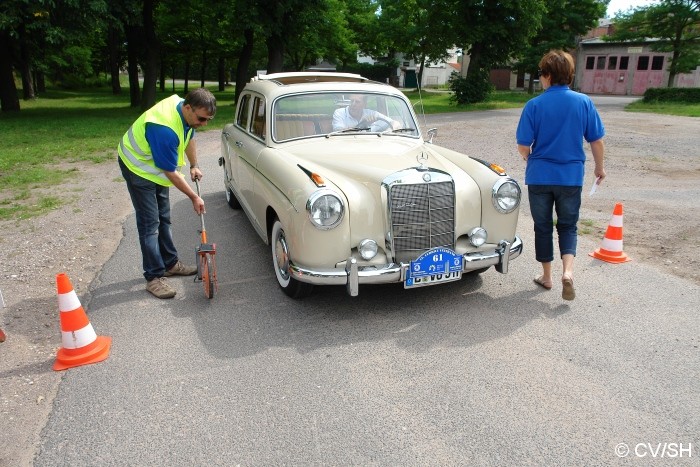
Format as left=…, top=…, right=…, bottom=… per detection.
left=516, top=50, right=606, bottom=300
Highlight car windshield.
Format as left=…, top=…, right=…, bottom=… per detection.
left=272, top=92, right=419, bottom=142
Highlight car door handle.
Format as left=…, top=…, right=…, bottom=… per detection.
left=235, top=141, right=244, bottom=148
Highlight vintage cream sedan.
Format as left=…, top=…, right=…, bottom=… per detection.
left=219, top=72, right=522, bottom=298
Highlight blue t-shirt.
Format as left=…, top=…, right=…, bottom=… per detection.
left=516, top=85, right=605, bottom=186
left=144, top=102, right=194, bottom=172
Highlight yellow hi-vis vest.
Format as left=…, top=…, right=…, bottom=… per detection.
left=118, top=94, right=193, bottom=186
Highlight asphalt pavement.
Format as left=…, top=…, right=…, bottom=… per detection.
left=35, top=100, right=697, bottom=465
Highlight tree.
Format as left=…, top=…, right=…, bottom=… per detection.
left=0, top=0, right=109, bottom=111
left=375, top=0, right=455, bottom=89
left=517, top=0, right=608, bottom=93
left=445, top=0, right=545, bottom=103
left=607, top=0, right=700, bottom=86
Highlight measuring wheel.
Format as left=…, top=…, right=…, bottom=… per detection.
left=193, top=179, right=218, bottom=299
left=196, top=244, right=217, bottom=299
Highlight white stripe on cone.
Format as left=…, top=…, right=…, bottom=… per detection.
left=61, top=323, right=98, bottom=349
left=58, top=290, right=82, bottom=312
left=601, top=237, right=623, bottom=252
left=609, top=215, right=623, bottom=228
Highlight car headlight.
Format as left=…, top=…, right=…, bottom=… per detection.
left=492, top=178, right=521, bottom=214
left=307, top=190, right=344, bottom=229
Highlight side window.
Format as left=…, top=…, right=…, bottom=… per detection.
left=619, top=56, right=629, bottom=70
left=608, top=56, right=618, bottom=70
left=586, top=56, right=595, bottom=70
left=236, top=94, right=250, bottom=129
left=250, top=97, right=266, bottom=140
left=651, top=56, right=664, bottom=70
left=637, top=56, right=649, bottom=70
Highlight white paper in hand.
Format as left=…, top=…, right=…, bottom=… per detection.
left=589, top=176, right=601, bottom=196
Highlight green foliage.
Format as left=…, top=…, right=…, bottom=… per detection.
left=515, top=0, right=607, bottom=82
left=643, top=87, right=700, bottom=103
left=451, top=0, right=546, bottom=69
left=448, top=71, right=494, bottom=105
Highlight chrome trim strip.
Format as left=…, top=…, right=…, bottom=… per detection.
left=288, top=236, right=523, bottom=295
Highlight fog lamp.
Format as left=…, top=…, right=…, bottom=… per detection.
left=359, top=239, right=378, bottom=260
left=468, top=227, right=488, bottom=247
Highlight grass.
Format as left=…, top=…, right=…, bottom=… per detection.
left=625, top=100, right=700, bottom=117
left=1, top=82, right=696, bottom=221
left=579, top=218, right=596, bottom=235
left=403, top=89, right=535, bottom=114
left=0, top=84, right=236, bottom=221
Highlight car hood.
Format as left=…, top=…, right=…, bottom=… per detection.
left=277, top=136, right=482, bottom=235
left=283, top=136, right=466, bottom=185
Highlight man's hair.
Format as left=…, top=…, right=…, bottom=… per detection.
left=539, top=50, right=575, bottom=86
left=184, top=88, right=217, bottom=115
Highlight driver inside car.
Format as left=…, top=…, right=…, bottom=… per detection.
left=332, top=94, right=400, bottom=131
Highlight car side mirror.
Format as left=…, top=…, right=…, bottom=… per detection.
left=426, top=128, right=437, bottom=144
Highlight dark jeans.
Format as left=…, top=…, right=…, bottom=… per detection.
left=528, top=185, right=582, bottom=263
left=119, top=157, right=179, bottom=281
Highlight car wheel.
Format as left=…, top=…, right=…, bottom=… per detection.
left=224, top=170, right=241, bottom=209
left=271, top=219, right=314, bottom=298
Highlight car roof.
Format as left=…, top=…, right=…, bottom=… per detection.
left=253, top=72, right=369, bottom=85
left=243, top=72, right=404, bottom=100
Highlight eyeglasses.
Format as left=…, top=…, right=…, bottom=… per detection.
left=195, top=113, right=214, bottom=123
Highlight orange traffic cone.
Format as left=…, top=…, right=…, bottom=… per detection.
left=53, top=272, right=111, bottom=371
left=589, top=203, right=631, bottom=264
left=0, top=327, right=6, bottom=343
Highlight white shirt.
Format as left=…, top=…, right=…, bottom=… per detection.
left=332, top=107, right=389, bottom=131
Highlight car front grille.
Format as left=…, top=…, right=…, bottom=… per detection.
left=388, top=180, right=455, bottom=263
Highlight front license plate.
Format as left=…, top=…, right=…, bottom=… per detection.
left=405, top=247, right=463, bottom=289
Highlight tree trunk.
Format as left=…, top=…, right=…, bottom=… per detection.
left=17, top=24, right=35, bottom=100
left=218, top=56, right=226, bottom=91
left=125, top=24, right=141, bottom=107
left=466, top=43, right=484, bottom=77
left=140, top=0, right=160, bottom=110
left=107, top=25, right=122, bottom=95
left=0, top=31, right=20, bottom=111
left=417, top=55, right=426, bottom=90
left=235, top=28, right=255, bottom=103
left=527, top=67, right=537, bottom=94
left=266, top=33, right=285, bottom=73
left=159, top=60, right=166, bottom=92
left=184, top=60, right=190, bottom=94
left=200, top=49, right=208, bottom=88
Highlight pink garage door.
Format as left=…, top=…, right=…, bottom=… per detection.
left=581, top=55, right=629, bottom=95
left=632, top=55, right=666, bottom=95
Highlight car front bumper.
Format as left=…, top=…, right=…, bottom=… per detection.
left=289, top=236, right=522, bottom=296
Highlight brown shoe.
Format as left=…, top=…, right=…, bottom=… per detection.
left=146, top=277, right=176, bottom=299
left=164, top=260, right=197, bottom=277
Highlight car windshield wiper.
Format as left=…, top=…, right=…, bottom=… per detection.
left=390, top=128, right=416, bottom=133
left=326, top=127, right=371, bottom=137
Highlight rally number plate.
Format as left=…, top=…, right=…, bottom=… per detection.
left=405, top=247, right=463, bottom=289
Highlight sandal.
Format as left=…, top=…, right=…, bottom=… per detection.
left=533, top=275, right=553, bottom=290
left=562, top=276, right=575, bottom=301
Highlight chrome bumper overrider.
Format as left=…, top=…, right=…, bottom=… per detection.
left=288, top=236, right=522, bottom=297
